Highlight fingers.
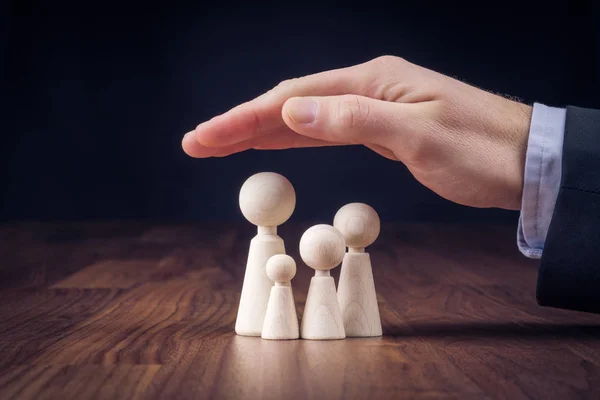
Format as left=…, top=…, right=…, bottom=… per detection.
left=250, top=131, right=344, bottom=151
left=182, top=128, right=344, bottom=158
left=281, top=94, right=408, bottom=150
left=182, top=130, right=219, bottom=157
left=184, top=56, right=419, bottom=159
left=192, top=65, right=368, bottom=148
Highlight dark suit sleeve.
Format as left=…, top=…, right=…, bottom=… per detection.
left=537, top=106, right=600, bottom=313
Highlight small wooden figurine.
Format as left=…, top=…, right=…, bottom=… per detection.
left=299, top=224, right=346, bottom=340
left=261, top=254, right=300, bottom=340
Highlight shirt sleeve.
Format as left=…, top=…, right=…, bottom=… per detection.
left=517, top=103, right=566, bottom=259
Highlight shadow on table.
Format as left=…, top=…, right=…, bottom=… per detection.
left=385, top=321, right=600, bottom=339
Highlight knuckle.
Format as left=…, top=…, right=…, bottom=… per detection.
left=364, top=56, right=408, bottom=98
left=372, top=55, right=404, bottom=69
left=275, top=78, right=298, bottom=89
left=263, top=78, right=299, bottom=98
left=336, top=95, right=371, bottom=133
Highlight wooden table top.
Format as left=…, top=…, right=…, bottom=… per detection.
left=1, top=221, right=600, bottom=399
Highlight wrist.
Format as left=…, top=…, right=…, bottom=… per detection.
left=509, top=102, right=534, bottom=209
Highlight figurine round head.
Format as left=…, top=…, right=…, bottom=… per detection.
left=266, top=254, right=296, bottom=283
left=239, top=172, right=296, bottom=227
left=333, top=203, right=380, bottom=249
left=299, top=224, right=346, bottom=271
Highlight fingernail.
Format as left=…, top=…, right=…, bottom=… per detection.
left=286, top=98, right=318, bottom=123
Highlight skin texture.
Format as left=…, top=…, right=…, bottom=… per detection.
left=182, top=55, right=533, bottom=210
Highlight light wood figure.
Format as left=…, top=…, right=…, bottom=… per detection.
left=261, top=254, right=299, bottom=340
left=299, top=224, right=346, bottom=340
left=334, top=203, right=382, bottom=337
left=235, top=172, right=296, bottom=337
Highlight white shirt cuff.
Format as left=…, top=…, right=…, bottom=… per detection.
left=517, top=103, right=566, bottom=259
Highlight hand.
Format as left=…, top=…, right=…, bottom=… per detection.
left=182, top=55, right=532, bottom=210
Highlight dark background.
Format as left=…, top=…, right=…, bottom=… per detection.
left=1, top=2, right=598, bottom=224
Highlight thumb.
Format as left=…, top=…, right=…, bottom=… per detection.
left=281, top=95, right=406, bottom=148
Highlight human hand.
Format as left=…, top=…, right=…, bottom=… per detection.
left=182, top=55, right=532, bottom=210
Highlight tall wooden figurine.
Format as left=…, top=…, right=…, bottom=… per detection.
left=235, top=172, right=296, bottom=337
left=334, top=203, right=382, bottom=337
left=299, top=224, right=346, bottom=340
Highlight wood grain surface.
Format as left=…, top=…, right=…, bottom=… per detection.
left=1, top=221, right=600, bottom=399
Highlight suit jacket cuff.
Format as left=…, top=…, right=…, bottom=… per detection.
left=537, top=105, right=600, bottom=313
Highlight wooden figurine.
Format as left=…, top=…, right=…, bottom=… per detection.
left=235, top=172, right=296, bottom=337
left=262, top=254, right=299, bottom=340
left=299, top=224, right=346, bottom=340
left=334, top=203, right=382, bottom=337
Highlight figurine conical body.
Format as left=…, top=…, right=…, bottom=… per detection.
left=301, top=272, right=345, bottom=340
left=337, top=251, right=382, bottom=337
left=236, top=231, right=285, bottom=336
